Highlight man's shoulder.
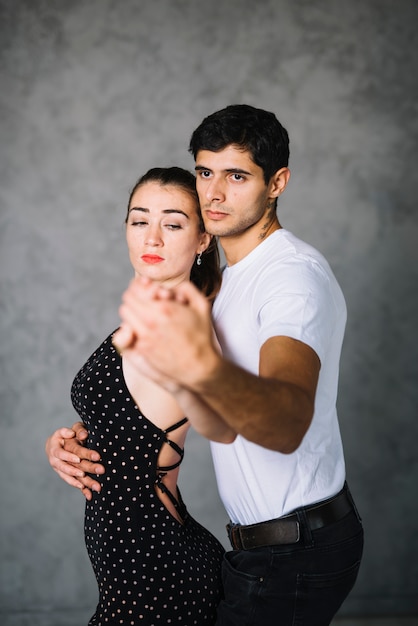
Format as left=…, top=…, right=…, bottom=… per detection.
left=274, top=229, right=325, bottom=259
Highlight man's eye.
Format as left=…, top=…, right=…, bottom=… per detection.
left=232, top=174, right=244, bottom=181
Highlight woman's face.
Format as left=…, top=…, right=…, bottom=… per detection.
left=126, top=182, right=211, bottom=288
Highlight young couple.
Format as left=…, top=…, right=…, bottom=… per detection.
left=46, top=104, right=363, bottom=625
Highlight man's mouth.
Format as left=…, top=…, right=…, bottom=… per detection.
left=205, top=209, right=229, bottom=220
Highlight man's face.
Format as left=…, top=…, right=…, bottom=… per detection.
left=194, top=145, right=273, bottom=239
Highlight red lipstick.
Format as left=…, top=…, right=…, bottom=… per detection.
left=141, top=254, right=164, bottom=264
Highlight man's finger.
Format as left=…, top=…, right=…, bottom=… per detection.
left=62, top=437, right=101, bottom=462
left=81, top=487, right=93, bottom=501
left=71, top=421, right=89, bottom=441
left=78, top=459, right=105, bottom=475
left=78, top=474, right=102, bottom=493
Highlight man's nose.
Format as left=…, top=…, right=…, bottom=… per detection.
left=205, top=177, right=225, bottom=203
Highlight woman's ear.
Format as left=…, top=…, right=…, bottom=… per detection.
left=269, top=167, right=291, bottom=199
left=198, top=231, right=212, bottom=254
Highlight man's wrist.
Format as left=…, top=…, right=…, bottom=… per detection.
left=185, top=348, right=223, bottom=394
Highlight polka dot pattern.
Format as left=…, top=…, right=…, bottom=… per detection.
left=71, top=334, right=224, bottom=625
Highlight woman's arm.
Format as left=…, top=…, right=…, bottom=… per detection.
left=169, top=386, right=236, bottom=444
left=118, top=335, right=236, bottom=444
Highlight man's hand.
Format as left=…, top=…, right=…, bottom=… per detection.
left=45, top=421, right=105, bottom=500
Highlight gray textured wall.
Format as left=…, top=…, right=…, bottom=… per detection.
left=1, top=1, right=417, bottom=624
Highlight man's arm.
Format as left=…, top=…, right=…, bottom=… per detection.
left=186, top=335, right=320, bottom=453
left=45, top=422, right=105, bottom=500
left=114, top=278, right=320, bottom=453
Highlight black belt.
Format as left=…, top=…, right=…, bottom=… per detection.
left=227, top=484, right=353, bottom=550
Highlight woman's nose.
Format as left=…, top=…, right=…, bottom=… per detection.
left=145, top=225, right=163, bottom=246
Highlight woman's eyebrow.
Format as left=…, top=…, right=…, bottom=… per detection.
left=163, top=209, right=189, bottom=218
left=128, top=207, right=189, bottom=218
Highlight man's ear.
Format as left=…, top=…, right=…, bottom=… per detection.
left=269, top=167, right=291, bottom=199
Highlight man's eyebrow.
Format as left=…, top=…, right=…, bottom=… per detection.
left=195, top=165, right=252, bottom=176
left=128, top=207, right=189, bottom=218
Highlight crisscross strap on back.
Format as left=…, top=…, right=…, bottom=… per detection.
left=155, top=417, right=188, bottom=521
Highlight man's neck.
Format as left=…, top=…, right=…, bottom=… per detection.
left=221, top=220, right=282, bottom=266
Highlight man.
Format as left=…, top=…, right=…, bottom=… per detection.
left=47, top=105, right=363, bottom=625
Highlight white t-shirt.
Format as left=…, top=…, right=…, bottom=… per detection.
left=210, top=229, right=346, bottom=525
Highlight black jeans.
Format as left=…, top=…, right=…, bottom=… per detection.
left=215, top=504, right=363, bottom=625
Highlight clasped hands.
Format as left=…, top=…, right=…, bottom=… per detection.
left=113, top=276, right=215, bottom=390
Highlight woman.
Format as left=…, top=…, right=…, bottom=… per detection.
left=46, top=167, right=231, bottom=625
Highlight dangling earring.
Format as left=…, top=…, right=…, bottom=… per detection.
left=196, top=252, right=202, bottom=266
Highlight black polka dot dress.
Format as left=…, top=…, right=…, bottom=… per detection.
left=71, top=334, right=224, bottom=625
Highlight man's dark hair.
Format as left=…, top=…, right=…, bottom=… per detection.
left=189, top=104, right=289, bottom=184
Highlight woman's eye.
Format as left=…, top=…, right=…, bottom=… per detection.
left=131, top=220, right=147, bottom=226
left=165, top=224, right=182, bottom=230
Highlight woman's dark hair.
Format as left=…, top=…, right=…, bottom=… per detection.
left=126, top=167, right=221, bottom=302
left=189, top=104, right=289, bottom=185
